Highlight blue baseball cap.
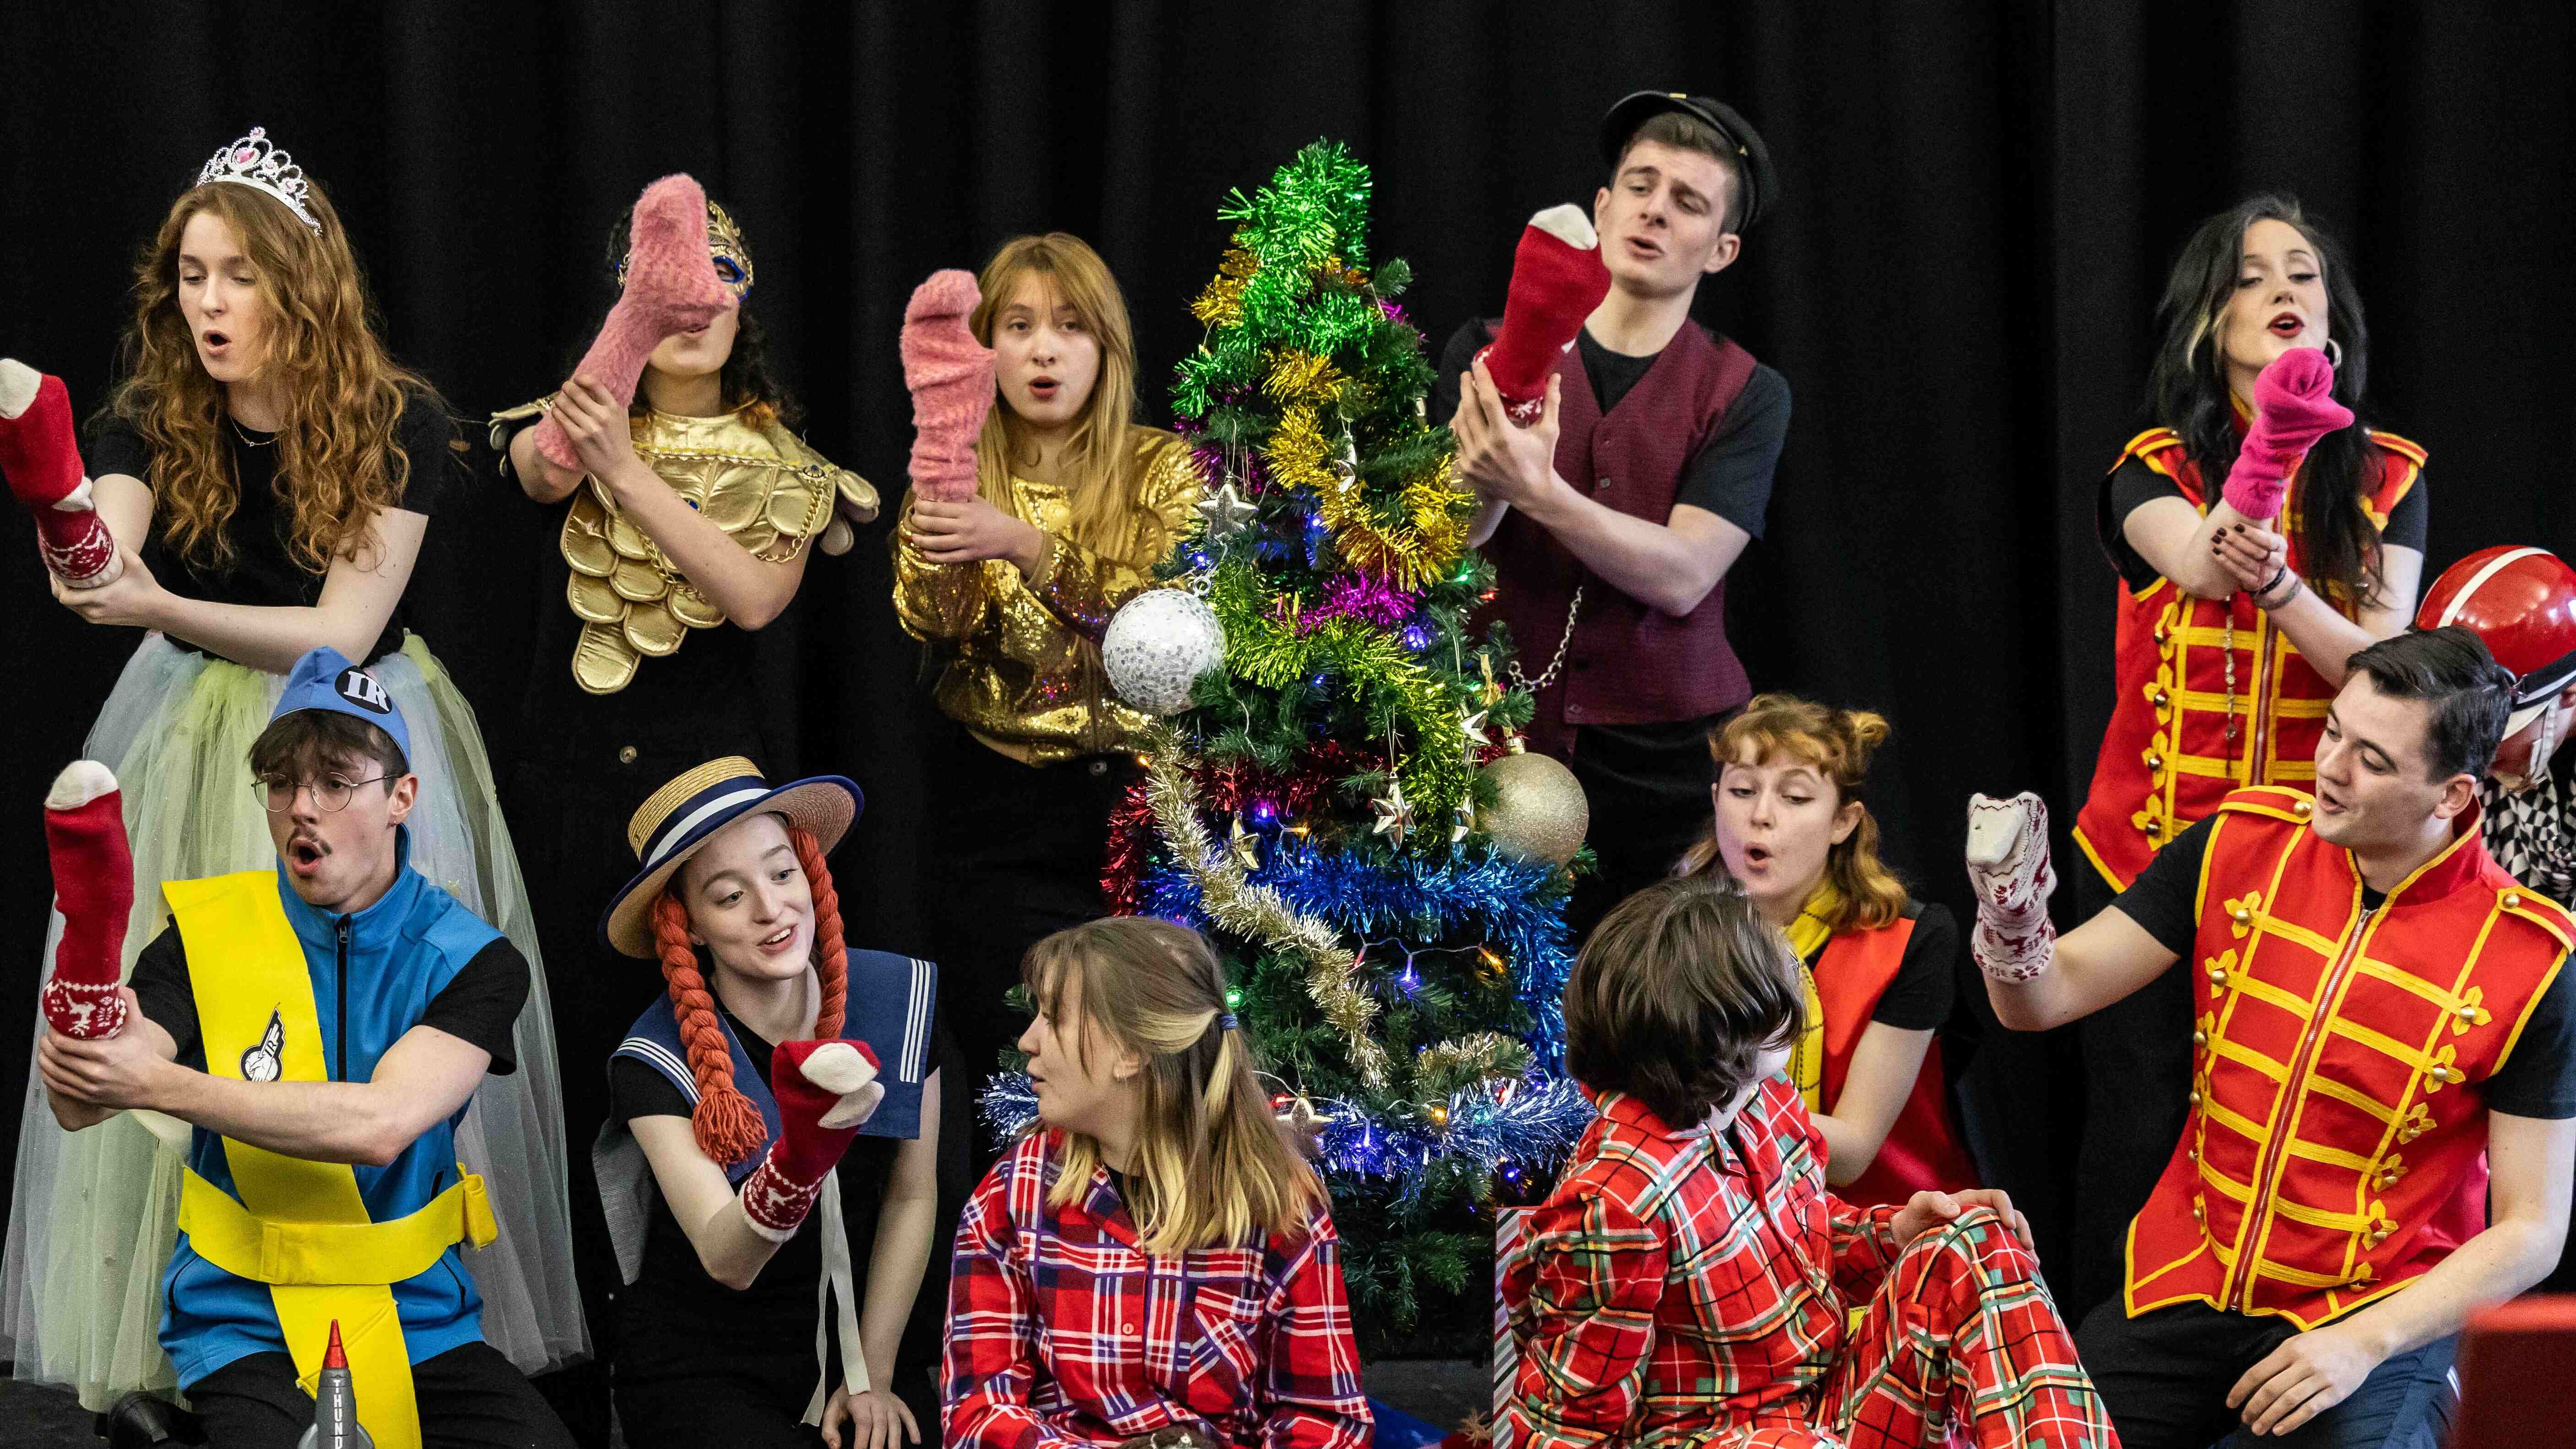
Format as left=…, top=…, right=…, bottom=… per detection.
left=269, top=647, right=412, bottom=764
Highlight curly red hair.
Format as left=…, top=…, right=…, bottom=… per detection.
left=652, top=822, right=849, bottom=1167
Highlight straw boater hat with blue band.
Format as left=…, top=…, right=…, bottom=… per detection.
left=602, top=757, right=862, bottom=958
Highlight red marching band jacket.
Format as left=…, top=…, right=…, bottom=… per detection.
left=2126, top=787, right=2572, bottom=1329
left=1807, top=915, right=1979, bottom=1209
left=1480, top=321, right=1759, bottom=760
left=2074, top=427, right=2426, bottom=890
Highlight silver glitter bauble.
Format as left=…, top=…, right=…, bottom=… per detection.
left=1102, top=589, right=1228, bottom=716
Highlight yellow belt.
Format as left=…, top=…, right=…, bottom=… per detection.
left=179, top=1169, right=496, bottom=1287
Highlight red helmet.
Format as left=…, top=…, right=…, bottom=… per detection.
left=2417, top=546, right=2576, bottom=723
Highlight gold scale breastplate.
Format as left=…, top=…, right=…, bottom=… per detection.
left=491, top=402, right=879, bottom=694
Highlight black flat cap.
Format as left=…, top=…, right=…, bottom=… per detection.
left=1599, top=91, right=1777, bottom=231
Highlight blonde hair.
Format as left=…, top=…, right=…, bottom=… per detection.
left=105, top=177, right=441, bottom=576
left=1680, top=692, right=1909, bottom=934
left=1024, top=917, right=1323, bottom=1253
left=970, top=233, right=1171, bottom=566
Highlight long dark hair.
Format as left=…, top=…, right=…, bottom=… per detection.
left=591, top=199, right=801, bottom=428
left=2145, top=194, right=2380, bottom=607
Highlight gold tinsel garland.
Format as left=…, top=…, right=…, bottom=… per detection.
left=1142, top=730, right=1541, bottom=1105
left=1264, top=402, right=1472, bottom=590
left=1141, top=728, right=1392, bottom=1089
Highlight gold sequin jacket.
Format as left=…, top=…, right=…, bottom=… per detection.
left=892, top=431, right=1203, bottom=763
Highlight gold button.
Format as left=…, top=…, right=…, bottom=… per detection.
left=2188, top=1147, right=2200, bottom=1162
left=2503, top=892, right=2522, bottom=910
left=2153, top=691, right=2171, bottom=708
left=2293, top=799, right=2314, bottom=818
left=2193, top=1030, right=2209, bottom=1047
left=2232, top=908, right=2253, bottom=926
left=2147, top=754, right=2166, bottom=772
left=2188, top=1089, right=2203, bottom=1106
left=2207, top=966, right=2228, bottom=985
left=617, top=745, right=639, bottom=765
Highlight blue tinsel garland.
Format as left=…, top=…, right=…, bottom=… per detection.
left=1135, top=835, right=1578, bottom=1067
left=977, top=1071, right=1595, bottom=1188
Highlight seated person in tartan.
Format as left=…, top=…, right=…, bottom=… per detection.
left=942, top=917, right=1371, bottom=1449
left=1499, top=875, right=2115, bottom=1449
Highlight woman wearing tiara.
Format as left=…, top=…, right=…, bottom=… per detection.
left=0, top=127, right=586, bottom=1410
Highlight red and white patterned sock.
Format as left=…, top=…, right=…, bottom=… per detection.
left=0, top=360, right=120, bottom=587
left=42, top=761, right=131, bottom=1039
left=1475, top=205, right=1612, bottom=426
left=531, top=175, right=732, bottom=470
left=739, top=1038, right=882, bottom=1240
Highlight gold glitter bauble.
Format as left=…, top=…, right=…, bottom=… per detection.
left=1474, top=750, right=1589, bottom=866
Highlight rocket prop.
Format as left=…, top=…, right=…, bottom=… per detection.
left=41, top=761, right=131, bottom=1040
left=298, top=1319, right=374, bottom=1449
left=0, top=359, right=122, bottom=588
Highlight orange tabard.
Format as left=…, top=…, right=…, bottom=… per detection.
left=1809, top=914, right=1980, bottom=1209
left=2125, top=787, right=2572, bottom=1329
left=2073, top=428, right=2425, bottom=891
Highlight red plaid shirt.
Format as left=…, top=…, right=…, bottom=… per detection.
left=943, top=1129, right=1373, bottom=1449
left=1500, top=1078, right=1906, bottom=1449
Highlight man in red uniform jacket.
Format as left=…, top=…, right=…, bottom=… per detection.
left=1963, top=626, right=2576, bottom=1447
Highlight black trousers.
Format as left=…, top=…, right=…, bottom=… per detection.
left=2065, top=861, right=2197, bottom=1327
left=189, top=1343, right=576, bottom=1449
left=2077, top=1300, right=2456, bottom=1449
left=1560, top=719, right=1726, bottom=943
left=902, top=726, right=1137, bottom=1419
left=613, top=1341, right=826, bottom=1449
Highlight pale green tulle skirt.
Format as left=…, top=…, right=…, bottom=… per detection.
left=2, top=633, right=589, bottom=1407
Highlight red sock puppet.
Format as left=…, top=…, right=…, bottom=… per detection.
left=738, top=1037, right=883, bottom=1240
left=900, top=270, right=995, bottom=504
left=1475, top=204, right=1613, bottom=426
left=2221, top=347, right=2353, bottom=522
left=41, top=761, right=132, bottom=1039
left=0, top=360, right=121, bottom=588
left=530, top=174, right=733, bottom=471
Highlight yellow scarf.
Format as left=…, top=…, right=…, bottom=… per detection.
left=1784, top=879, right=1839, bottom=1111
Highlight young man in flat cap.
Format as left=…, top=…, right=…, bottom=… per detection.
left=1435, top=91, right=1790, bottom=937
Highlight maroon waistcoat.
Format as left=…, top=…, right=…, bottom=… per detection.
left=1479, top=321, right=1759, bottom=760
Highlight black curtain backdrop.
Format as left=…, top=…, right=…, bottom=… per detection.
left=4, top=2, right=2570, bottom=1260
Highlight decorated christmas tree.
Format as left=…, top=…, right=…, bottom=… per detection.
left=993, top=142, right=1596, bottom=1348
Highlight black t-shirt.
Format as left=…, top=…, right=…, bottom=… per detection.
left=2100, top=454, right=2429, bottom=594
left=126, top=919, right=525, bottom=1077
left=607, top=1002, right=898, bottom=1362
left=1804, top=899, right=1957, bottom=1031
left=1430, top=320, right=1790, bottom=540
left=2112, top=816, right=2576, bottom=1117
left=85, top=392, right=458, bottom=666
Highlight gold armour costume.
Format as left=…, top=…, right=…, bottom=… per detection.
left=491, top=402, right=877, bottom=694
left=891, top=431, right=1203, bottom=763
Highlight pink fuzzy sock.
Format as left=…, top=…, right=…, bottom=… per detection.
left=2222, top=348, right=2353, bottom=521
left=532, top=175, right=732, bottom=470
left=41, top=762, right=131, bottom=1040
left=0, top=360, right=120, bottom=587
left=900, top=270, right=995, bottom=503
left=1475, top=205, right=1612, bottom=426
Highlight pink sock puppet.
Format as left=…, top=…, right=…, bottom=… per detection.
left=530, top=174, right=733, bottom=471
left=899, top=270, right=995, bottom=504
left=41, top=761, right=132, bottom=1039
left=2221, top=347, right=2353, bottom=522
left=1475, top=205, right=1613, bottom=426
left=0, top=359, right=121, bottom=588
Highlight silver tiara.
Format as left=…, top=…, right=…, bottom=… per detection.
left=196, top=127, right=320, bottom=234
